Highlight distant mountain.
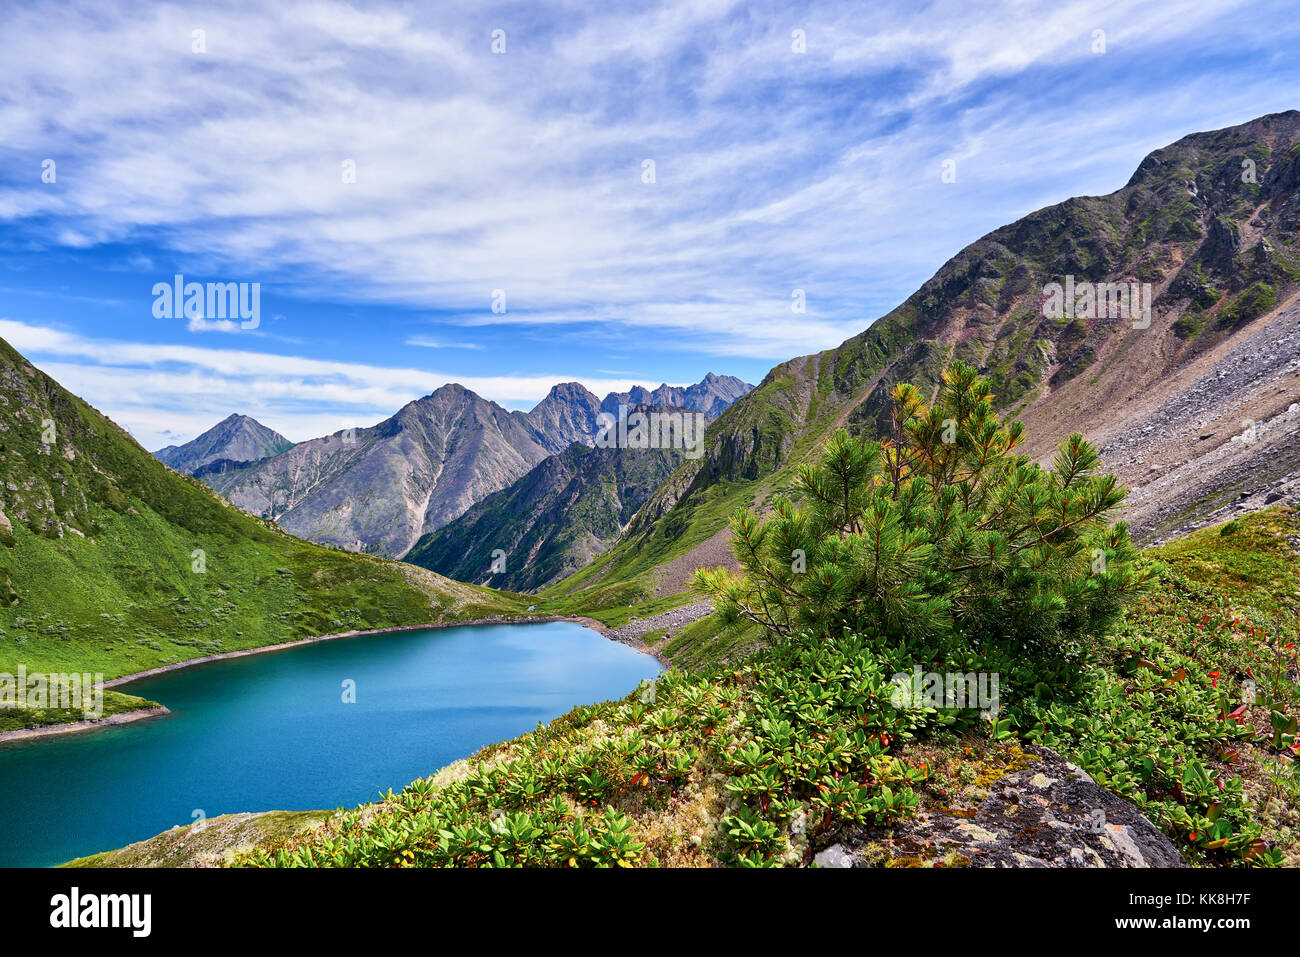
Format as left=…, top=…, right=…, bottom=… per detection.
left=546, top=111, right=1300, bottom=609
left=519, top=382, right=605, bottom=452
left=404, top=412, right=688, bottom=591
left=518, top=374, right=754, bottom=452
left=204, top=384, right=553, bottom=558
left=154, top=414, right=292, bottom=474
left=601, top=373, right=751, bottom=417
left=191, top=373, right=751, bottom=558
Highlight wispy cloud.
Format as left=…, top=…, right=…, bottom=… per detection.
left=0, top=0, right=1296, bottom=441
left=405, top=336, right=485, bottom=350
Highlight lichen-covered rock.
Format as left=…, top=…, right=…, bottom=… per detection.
left=817, top=745, right=1185, bottom=868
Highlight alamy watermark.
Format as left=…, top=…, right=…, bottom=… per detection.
left=152, top=274, right=260, bottom=329
left=1042, top=275, right=1151, bottom=329
left=595, top=405, right=706, bottom=459
left=50, top=887, right=150, bottom=937
left=0, top=667, right=104, bottom=719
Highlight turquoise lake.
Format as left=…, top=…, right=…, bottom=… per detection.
left=0, top=621, right=660, bottom=867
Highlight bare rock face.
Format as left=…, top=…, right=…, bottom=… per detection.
left=815, top=746, right=1185, bottom=868
left=519, top=382, right=604, bottom=453
left=154, top=413, right=292, bottom=474
left=1102, top=300, right=1300, bottom=545
left=203, top=384, right=554, bottom=557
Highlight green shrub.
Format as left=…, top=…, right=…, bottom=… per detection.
left=694, top=362, right=1157, bottom=679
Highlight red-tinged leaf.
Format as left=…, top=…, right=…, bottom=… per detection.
left=1244, top=840, right=1269, bottom=858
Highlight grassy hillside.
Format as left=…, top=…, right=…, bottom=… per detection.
left=0, top=337, right=522, bottom=730
left=185, top=506, right=1296, bottom=869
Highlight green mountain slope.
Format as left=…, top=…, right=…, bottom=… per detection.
left=544, top=111, right=1300, bottom=613
left=404, top=442, right=683, bottom=592
left=0, top=337, right=520, bottom=725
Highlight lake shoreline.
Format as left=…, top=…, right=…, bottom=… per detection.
left=0, top=706, right=172, bottom=744
left=3, top=613, right=661, bottom=744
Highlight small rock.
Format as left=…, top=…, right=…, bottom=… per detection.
left=812, top=844, right=854, bottom=869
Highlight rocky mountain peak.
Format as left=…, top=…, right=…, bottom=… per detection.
left=154, top=413, right=292, bottom=475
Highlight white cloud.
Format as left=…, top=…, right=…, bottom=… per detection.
left=187, top=317, right=243, bottom=334
left=0, top=319, right=662, bottom=449
left=405, top=336, right=485, bottom=350
left=2, top=0, right=1292, bottom=360
left=1, top=0, right=1297, bottom=445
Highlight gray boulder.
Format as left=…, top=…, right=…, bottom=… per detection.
left=813, top=745, right=1185, bottom=868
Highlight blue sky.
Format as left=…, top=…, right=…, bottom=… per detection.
left=1, top=0, right=1298, bottom=449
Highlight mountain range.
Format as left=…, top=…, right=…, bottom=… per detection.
left=158, top=374, right=752, bottom=558
left=599, top=373, right=751, bottom=418
left=138, top=113, right=1300, bottom=605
